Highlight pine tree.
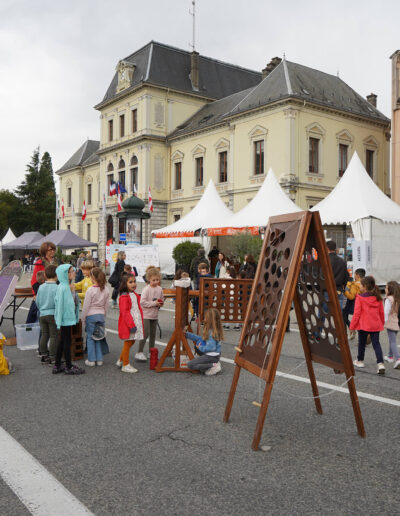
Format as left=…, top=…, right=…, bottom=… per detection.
left=15, top=148, right=56, bottom=234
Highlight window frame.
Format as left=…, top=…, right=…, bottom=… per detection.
left=87, top=183, right=92, bottom=206
left=195, top=156, right=203, bottom=187
left=86, top=223, right=91, bottom=241
left=175, top=162, right=182, bottom=190
left=366, top=149, right=374, bottom=178
left=254, top=140, right=264, bottom=176
left=219, top=151, right=228, bottom=183
left=108, top=119, right=113, bottom=141
left=338, top=143, right=348, bottom=177
left=67, top=187, right=72, bottom=208
left=131, top=109, right=137, bottom=133
left=119, top=114, right=125, bottom=138
left=308, top=137, right=319, bottom=174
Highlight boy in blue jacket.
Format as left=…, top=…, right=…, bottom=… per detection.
left=53, top=264, right=84, bottom=375
left=36, top=264, right=59, bottom=365
left=185, top=308, right=223, bottom=376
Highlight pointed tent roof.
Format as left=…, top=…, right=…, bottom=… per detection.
left=35, top=230, right=97, bottom=249
left=205, top=169, right=302, bottom=235
left=0, top=228, right=16, bottom=245
left=152, top=180, right=233, bottom=237
left=2, top=231, right=44, bottom=249
left=311, top=152, right=400, bottom=224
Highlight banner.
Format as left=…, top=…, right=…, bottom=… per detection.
left=108, top=244, right=160, bottom=282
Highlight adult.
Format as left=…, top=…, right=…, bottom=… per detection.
left=327, top=240, right=349, bottom=309
left=76, top=253, right=85, bottom=270
left=27, top=241, right=56, bottom=323
left=110, top=250, right=126, bottom=308
left=189, top=248, right=209, bottom=282
left=208, top=245, right=219, bottom=275
left=240, top=254, right=257, bottom=279
left=215, top=252, right=230, bottom=279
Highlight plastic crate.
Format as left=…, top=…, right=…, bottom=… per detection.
left=15, top=323, right=40, bottom=351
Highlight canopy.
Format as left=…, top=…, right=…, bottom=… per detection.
left=0, top=228, right=16, bottom=245
left=35, top=230, right=97, bottom=249
left=152, top=180, right=233, bottom=238
left=2, top=231, right=44, bottom=250
left=206, top=168, right=302, bottom=235
left=311, top=152, right=400, bottom=224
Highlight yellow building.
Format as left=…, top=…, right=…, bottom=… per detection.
left=57, top=42, right=390, bottom=260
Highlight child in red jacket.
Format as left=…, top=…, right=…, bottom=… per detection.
left=350, top=275, right=385, bottom=374
left=117, top=274, right=144, bottom=374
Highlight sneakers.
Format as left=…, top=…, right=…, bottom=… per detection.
left=115, top=359, right=123, bottom=367
left=377, top=363, right=385, bottom=375
left=135, top=352, right=147, bottom=362
left=223, top=324, right=230, bottom=330
left=96, top=361, right=103, bottom=366
left=353, top=359, right=365, bottom=368
left=121, top=364, right=138, bottom=374
left=384, top=355, right=394, bottom=363
left=85, top=360, right=96, bottom=367
left=205, top=361, right=222, bottom=376
left=394, top=359, right=400, bottom=369
left=233, top=325, right=241, bottom=331
left=40, top=355, right=51, bottom=364
left=52, top=365, right=65, bottom=374
left=64, top=365, right=85, bottom=375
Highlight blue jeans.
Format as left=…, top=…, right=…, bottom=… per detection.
left=357, top=330, right=383, bottom=364
left=85, top=314, right=105, bottom=362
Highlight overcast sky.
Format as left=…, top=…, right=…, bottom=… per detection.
left=0, top=0, right=399, bottom=191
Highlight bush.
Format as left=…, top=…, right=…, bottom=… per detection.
left=172, top=241, right=202, bottom=271
left=224, top=232, right=263, bottom=263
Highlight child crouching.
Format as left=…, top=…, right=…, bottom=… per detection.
left=185, top=308, right=223, bottom=376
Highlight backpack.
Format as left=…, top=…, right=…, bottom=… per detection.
left=108, top=269, right=118, bottom=287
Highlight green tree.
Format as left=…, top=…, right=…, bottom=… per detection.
left=15, top=148, right=56, bottom=234
left=224, top=231, right=263, bottom=263
left=0, top=189, right=26, bottom=236
left=172, top=241, right=202, bottom=271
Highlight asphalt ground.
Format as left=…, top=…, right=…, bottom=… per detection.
left=1, top=279, right=400, bottom=515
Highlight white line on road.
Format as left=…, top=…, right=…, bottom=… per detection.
left=0, top=427, right=93, bottom=516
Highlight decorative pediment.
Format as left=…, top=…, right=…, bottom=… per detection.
left=248, top=125, right=268, bottom=140
left=66, top=179, right=72, bottom=187
left=116, top=60, right=135, bottom=92
left=214, top=137, right=230, bottom=150
left=172, top=150, right=184, bottom=161
left=336, top=129, right=354, bottom=143
left=306, top=122, right=326, bottom=141
left=191, top=144, right=206, bottom=156
left=363, top=135, right=379, bottom=149
left=85, top=174, right=93, bottom=184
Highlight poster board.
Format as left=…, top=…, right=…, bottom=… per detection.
left=224, top=211, right=364, bottom=450
left=108, top=244, right=160, bottom=281
left=0, top=275, right=18, bottom=321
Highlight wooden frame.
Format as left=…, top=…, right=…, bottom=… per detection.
left=224, top=211, right=365, bottom=450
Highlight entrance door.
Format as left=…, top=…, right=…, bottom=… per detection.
left=106, top=215, right=113, bottom=241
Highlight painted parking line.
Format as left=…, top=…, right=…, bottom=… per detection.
left=0, top=427, right=93, bottom=516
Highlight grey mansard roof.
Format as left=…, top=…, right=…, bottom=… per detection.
left=97, top=41, right=262, bottom=107
left=169, top=59, right=390, bottom=139
left=57, top=140, right=100, bottom=174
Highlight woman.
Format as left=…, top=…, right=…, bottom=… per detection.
left=215, top=252, right=229, bottom=279
left=27, top=241, right=56, bottom=323
left=110, top=250, right=126, bottom=308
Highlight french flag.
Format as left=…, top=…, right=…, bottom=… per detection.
left=109, top=181, right=117, bottom=196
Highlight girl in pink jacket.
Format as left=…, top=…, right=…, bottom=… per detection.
left=350, top=275, right=385, bottom=374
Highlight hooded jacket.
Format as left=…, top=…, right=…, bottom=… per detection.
left=54, top=264, right=80, bottom=329
left=350, top=292, right=384, bottom=332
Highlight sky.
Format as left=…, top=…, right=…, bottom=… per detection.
left=0, top=0, right=399, bottom=191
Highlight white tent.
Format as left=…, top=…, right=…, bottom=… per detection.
left=205, top=168, right=302, bottom=235
left=152, top=179, right=234, bottom=237
left=0, top=228, right=16, bottom=266
left=311, top=152, right=400, bottom=283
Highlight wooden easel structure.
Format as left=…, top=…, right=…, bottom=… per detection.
left=156, top=286, right=196, bottom=372
left=224, top=211, right=365, bottom=450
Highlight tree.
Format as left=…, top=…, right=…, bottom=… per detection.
left=0, top=189, right=23, bottom=236
left=224, top=231, right=263, bottom=263
left=172, top=241, right=202, bottom=271
left=15, top=148, right=56, bottom=234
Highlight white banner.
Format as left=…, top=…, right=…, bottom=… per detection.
left=108, top=244, right=159, bottom=282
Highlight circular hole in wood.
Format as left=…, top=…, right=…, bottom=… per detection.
left=324, top=318, right=329, bottom=329
left=283, top=267, right=288, bottom=279
left=270, top=231, right=276, bottom=242
left=284, top=248, right=290, bottom=260
left=305, top=318, right=311, bottom=331
left=212, top=302, right=217, bottom=307
left=314, top=306, right=320, bottom=317
left=311, top=314, right=317, bottom=326
left=253, top=302, right=258, bottom=312
left=265, top=246, right=271, bottom=257
left=230, top=290, right=234, bottom=295
left=320, top=328, right=327, bottom=339
left=299, top=272, right=306, bottom=284
left=266, top=293, right=272, bottom=304
left=278, top=232, right=286, bottom=244
left=272, top=249, right=277, bottom=260
left=265, top=258, right=270, bottom=269
left=277, top=266, right=282, bottom=278
left=222, top=283, right=226, bottom=289
left=271, top=263, right=277, bottom=274
left=264, top=271, right=269, bottom=283
left=307, top=293, right=313, bottom=305
left=328, top=332, right=335, bottom=345
left=262, top=307, right=267, bottom=319
left=266, top=281, right=271, bottom=290
left=277, top=250, right=284, bottom=262
left=273, top=280, right=279, bottom=290
left=277, top=290, right=283, bottom=301
left=298, top=284, right=304, bottom=295
left=256, top=284, right=261, bottom=294
left=330, top=316, right=335, bottom=329
left=230, top=284, right=235, bottom=289
left=221, top=308, right=225, bottom=313
left=312, top=266, right=319, bottom=279
left=270, top=302, right=276, bottom=313
left=260, top=295, right=266, bottom=306
left=229, top=315, right=234, bottom=320
left=313, top=281, right=321, bottom=292
left=302, top=300, right=309, bottom=312
left=313, top=293, right=319, bottom=305
left=305, top=251, right=312, bottom=263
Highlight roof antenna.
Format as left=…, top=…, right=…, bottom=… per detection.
left=189, top=0, right=196, bottom=51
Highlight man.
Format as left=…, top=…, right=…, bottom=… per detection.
left=189, top=248, right=209, bottom=282
left=327, top=240, right=349, bottom=309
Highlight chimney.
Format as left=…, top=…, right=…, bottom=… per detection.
left=366, top=93, right=377, bottom=107
left=262, top=57, right=282, bottom=79
left=191, top=51, right=199, bottom=91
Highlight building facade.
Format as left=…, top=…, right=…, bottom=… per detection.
left=57, top=42, right=390, bottom=262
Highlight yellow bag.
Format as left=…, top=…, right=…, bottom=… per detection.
left=0, top=333, right=10, bottom=375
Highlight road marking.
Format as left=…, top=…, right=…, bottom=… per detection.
left=0, top=426, right=93, bottom=516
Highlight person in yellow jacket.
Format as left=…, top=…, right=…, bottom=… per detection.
left=0, top=333, right=14, bottom=375
left=74, top=260, right=94, bottom=302
left=343, top=268, right=365, bottom=339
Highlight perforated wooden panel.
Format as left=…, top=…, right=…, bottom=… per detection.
left=199, top=278, right=253, bottom=324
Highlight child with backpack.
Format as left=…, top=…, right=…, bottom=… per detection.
left=350, top=275, right=385, bottom=375
left=383, top=280, right=400, bottom=369
left=343, top=268, right=365, bottom=340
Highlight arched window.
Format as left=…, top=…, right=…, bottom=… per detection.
left=107, top=163, right=114, bottom=195
left=118, top=159, right=125, bottom=189
left=106, top=215, right=113, bottom=241
left=130, top=155, right=138, bottom=193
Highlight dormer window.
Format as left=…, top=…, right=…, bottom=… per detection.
left=116, top=60, right=135, bottom=92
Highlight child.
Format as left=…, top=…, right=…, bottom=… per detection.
left=117, top=273, right=144, bottom=373
left=82, top=267, right=110, bottom=367
left=124, top=264, right=138, bottom=276
left=136, top=267, right=164, bottom=362
left=35, top=264, right=59, bottom=365
left=185, top=308, right=223, bottom=376
left=74, top=260, right=94, bottom=302
left=192, top=262, right=213, bottom=318
left=53, top=264, right=85, bottom=375
left=343, top=268, right=365, bottom=340
left=172, top=270, right=191, bottom=289
left=0, top=333, right=14, bottom=374
left=383, top=281, right=400, bottom=369
left=350, top=275, right=385, bottom=374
